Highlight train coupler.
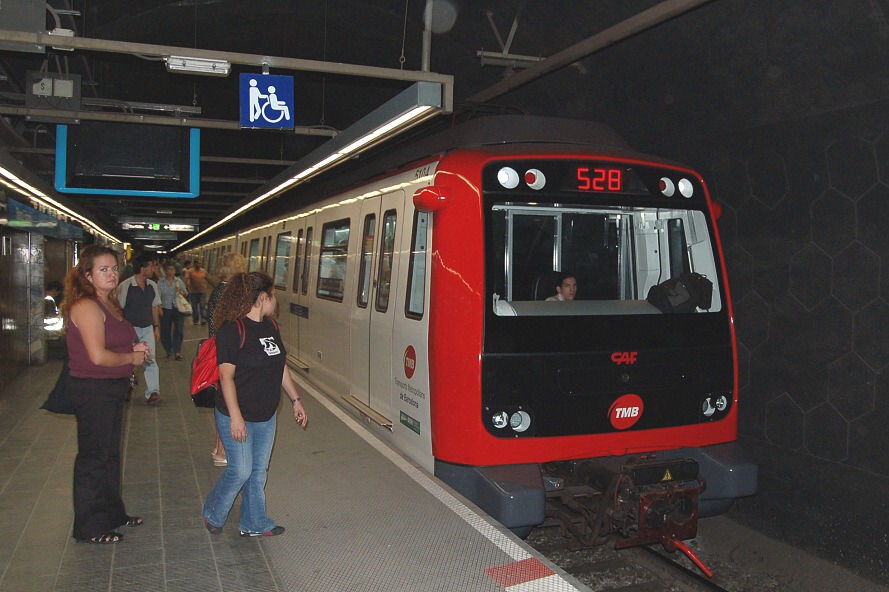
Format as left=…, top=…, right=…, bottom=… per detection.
left=608, top=457, right=702, bottom=549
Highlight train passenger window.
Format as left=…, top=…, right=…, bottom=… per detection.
left=317, top=219, right=350, bottom=301
left=248, top=238, right=261, bottom=272
left=292, top=229, right=304, bottom=293
left=375, top=211, right=397, bottom=312
left=240, top=241, right=247, bottom=257
left=357, top=214, right=376, bottom=308
left=273, top=232, right=292, bottom=289
left=405, top=211, right=429, bottom=319
left=301, top=227, right=313, bottom=295
left=490, top=204, right=721, bottom=316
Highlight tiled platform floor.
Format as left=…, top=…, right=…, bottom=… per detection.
left=0, top=324, right=583, bottom=592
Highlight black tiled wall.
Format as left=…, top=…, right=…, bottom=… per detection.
left=654, top=100, right=889, bottom=479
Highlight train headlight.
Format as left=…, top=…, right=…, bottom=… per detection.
left=702, top=397, right=716, bottom=417
left=659, top=177, right=675, bottom=197
left=678, top=178, right=694, bottom=198
left=491, top=411, right=509, bottom=429
left=497, top=167, right=520, bottom=189
left=715, top=395, right=728, bottom=411
left=524, top=169, right=546, bottom=190
left=509, top=410, right=531, bottom=432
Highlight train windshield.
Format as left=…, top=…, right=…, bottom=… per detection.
left=490, top=204, right=722, bottom=316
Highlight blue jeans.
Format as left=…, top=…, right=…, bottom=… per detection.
left=189, top=292, right=207, bottom=324
left=133, top=325, right=159, bottom=399
left=202, top=411, right=277, bottom=534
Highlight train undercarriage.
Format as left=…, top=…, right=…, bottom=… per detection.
left=542, top=456, right=713, bottom=574
left=435, top=442, right=756, bottom=575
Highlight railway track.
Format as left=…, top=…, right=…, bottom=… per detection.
left=621, top=546, right=732, bottom=592
left=527, top=526, right=733, bottom=592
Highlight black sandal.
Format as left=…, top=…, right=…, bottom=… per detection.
left=86, top=532, right=122, bottom=544
left=124, top=516, right=143, bottom=527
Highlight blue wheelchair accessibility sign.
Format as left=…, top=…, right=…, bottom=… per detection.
left=239, top=74, right=294, bottom=129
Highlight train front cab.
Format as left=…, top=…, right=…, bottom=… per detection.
left=428, top=151, right=758, bottom=539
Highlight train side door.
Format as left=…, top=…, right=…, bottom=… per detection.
left=350, top=191, right=404, bottom=419
left=290, top=216, right=315, bottom=368
left=368, top=192, right=405, bottom=418
left=350, top=199, right=378, bottom=405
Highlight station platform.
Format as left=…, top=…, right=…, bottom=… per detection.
left=0, top=323, right=586, bottom=592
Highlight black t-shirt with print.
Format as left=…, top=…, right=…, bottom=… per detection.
left=215, top=316, right=286, bottom=422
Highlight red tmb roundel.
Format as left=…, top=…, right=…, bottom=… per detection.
left=608, top=394, right=644, bottom=430
left=403, top=345, right=417, bottom=379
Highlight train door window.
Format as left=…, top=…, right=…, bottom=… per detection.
left=301, top=227, right=313, bottom=295
left=265, top=235, right=274, bottom=273
left=316, top=219, right=349, bottom=301
left=240, top=241, right=247, bottom=257
left=292, top=229, right=304, bottom=293
left=273, top=232, right=292, bottom=289
left=248, top=238, right=261, bottom=271
left=405, top=211, right=429, bottom=319
left=357, top=214, right=376, bottom=308
left=207, top=249, right=218, bottom=277
left=666, top=219, right=690, bottom=277
left=499, top=211, right=557, bottom=301
left=260, top=237, right=269, bottom=272
left=375, top=210, right=397, bottom=312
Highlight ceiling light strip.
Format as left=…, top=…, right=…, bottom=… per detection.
left=177, top=82, right=442, bottom=251
left=0, top=165, right=121, bottom=243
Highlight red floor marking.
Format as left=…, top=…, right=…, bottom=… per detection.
left=486, top=557, right=555, bottom=588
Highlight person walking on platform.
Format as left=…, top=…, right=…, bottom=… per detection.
left=202, top=272, right=308, bottom=537
left=206, top=252, right=248, bottom=467
left=157, top=263, right=187, bottom=361
left=188, top=258, right=214, bottom=325
left=62, top=244, right=151, bottom=544
left=117, top=255, right=162, bottom=405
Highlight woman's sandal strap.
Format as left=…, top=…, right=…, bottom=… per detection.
left=88, top=532, right=122, bottom=544
left=124, top=516, right=143, bottom=527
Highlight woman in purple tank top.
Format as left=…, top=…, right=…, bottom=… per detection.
left=62, top=245, right=152, bottom=544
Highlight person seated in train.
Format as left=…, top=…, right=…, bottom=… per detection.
left=545, top=273, right=577, bottom=301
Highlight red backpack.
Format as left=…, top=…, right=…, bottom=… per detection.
left=190, top=319, right=245, bottom=407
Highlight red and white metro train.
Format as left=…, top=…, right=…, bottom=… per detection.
left=189, top=116, right=757, bottom=548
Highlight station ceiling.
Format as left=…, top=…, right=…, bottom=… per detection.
left=1, top=0, right=886, bottom=250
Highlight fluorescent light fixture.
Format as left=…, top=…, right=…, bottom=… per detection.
left=165, top=56, right=231, bottom=77
left=179, top=81, right=442, bottom=250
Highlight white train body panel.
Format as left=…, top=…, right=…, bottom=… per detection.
left=197, top=163, right=438, bottom=471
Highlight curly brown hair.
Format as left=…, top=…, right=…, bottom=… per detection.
left=60, top=244, right=123, bottom=322
left=212, top=271, right=275, bottom=330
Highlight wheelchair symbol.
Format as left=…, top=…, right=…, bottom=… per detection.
left=248, top=79, right=290, bottom=124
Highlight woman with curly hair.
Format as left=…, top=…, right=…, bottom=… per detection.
left=206, top=252, right=247, bottom=467
left=62, top=244, right=151, bottom=544
left=202, top=271, right=307, bottom=537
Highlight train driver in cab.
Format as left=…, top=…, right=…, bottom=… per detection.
left=546, top=273, right=577, bottom=302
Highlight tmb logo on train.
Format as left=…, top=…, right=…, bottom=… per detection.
left=611, top=351, right=638, bottom=365
left=403, top=346, right=417, bottom=379
left=609, top=394, right=644, bottom=429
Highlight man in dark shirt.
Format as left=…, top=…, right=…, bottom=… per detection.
left=117, top=255, right=162, bottom=405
